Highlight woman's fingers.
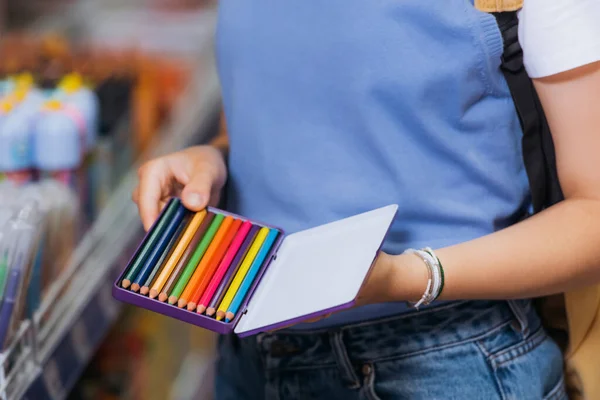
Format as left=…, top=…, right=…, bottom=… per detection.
left=133, top=146, right=228, bottom=230
left=181, top=170, right=214, bottom=211
left=136, top=159, right=170, bottom=231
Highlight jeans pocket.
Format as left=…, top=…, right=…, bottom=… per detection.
left=477, top=327, right=566, bottom=400
left=543, top=375, right=568, bottom=400
left=367, top=342, right=505, bottom=399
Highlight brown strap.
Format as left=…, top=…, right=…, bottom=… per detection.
left=475, top=0, right=523, bottom=12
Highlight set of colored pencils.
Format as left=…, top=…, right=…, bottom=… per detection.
left=121, top=199, right=280, bottom=323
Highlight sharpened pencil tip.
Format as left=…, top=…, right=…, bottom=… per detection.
left=197, top=305, right=206, bottom=314
left=225, top=312, right=234, bottom=322
left=150, top=289, right=159, bottom=299
left=158, top=293, right=167, bottom=302
left=206, top=308, right=215, bottom=317
left=187, top=302, right=196, bottom=311
left=177, top=299, right=187, bottom=308
left=121, top=279, right=131, bottom=289
left=140, top=287, right=149, bottom=295
left=168, top=296, right=178, bottom=305
left=131, top=283, right=140, bottom=292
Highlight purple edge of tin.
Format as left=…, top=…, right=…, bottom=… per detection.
left=112, top=200, right=398, bottom=336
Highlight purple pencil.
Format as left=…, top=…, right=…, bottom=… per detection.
left=204, top=225, right=260, bottom=317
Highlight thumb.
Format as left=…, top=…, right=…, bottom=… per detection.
left=180, top=171, right=213, bottom=211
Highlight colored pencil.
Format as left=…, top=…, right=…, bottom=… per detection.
left=216, top=227, right=269, bottom=321
left=225, top=229, right=279, bottom=322
left=122, top=199, right=179, bottom=288
left=197, top=221, right=252, bottom=314
left=205, top=225, right=259, bottom=317
left=0, top=253, right=24, bottom=346
left=177, top=216, right=234, bottom=308
left=186, top=218, right=243, bottom=311
left=131, top=203, right=188, bottom=292
left=149, top=210, right=207, bottom=299
left=140, top=213, right=191, bottom=295
left=169, top=213, right=224, bottom=304
left=157, top=212, right=213, bottom=301
left=0, top=250, right=9, bottom=301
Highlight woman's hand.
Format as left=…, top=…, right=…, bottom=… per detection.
left=132, top=145, right=227, bottom=230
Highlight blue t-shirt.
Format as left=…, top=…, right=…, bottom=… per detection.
left=218, top=0, right=530, bottom=329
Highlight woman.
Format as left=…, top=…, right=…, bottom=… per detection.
left=133, top=0, right=600, bottom=398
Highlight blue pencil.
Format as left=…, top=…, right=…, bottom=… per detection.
left=131, top=203, right=188, bottom=292
left=225, top=229, right=279, bottom=322
left=0, top=253, right=24, bottom=347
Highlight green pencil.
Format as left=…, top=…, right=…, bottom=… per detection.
left=168, top=213, right=225, bottom=304
left=0, top=251, right=9, bottom=301
left=122, top=199, right=180, bottom=288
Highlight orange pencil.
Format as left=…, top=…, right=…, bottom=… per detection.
left=186, top=219, right=243, bottom=311
left=177, top=216, right=235, bottom=308
left=148, top=210, right=206, bottom=299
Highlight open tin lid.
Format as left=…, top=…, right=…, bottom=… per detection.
left=234, top=204, right=398, bottom=336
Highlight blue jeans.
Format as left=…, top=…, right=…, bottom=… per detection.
left=215, top=300, right=566, bottom=399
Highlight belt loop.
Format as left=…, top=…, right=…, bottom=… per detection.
left=507, top=299, right=530, bottom=337
left=329, top=331, right=361, bottom=390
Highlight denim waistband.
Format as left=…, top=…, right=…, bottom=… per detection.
left=255, top=300, right=541, bottom=371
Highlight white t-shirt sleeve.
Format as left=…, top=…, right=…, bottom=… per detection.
left=518, top=0, right=600, bottom=78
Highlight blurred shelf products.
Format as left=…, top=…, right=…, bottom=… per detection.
left=1, top=33, right=191, bottom=155
left=69, top=307, right=217, bottom=400
left=0, top=26, right=219, bottom=399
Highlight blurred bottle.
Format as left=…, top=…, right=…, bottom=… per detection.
left=56, top=72, right=99, bottom=152
left=33, top=99, right=85, bottom=208
left=0, top=83, right=41, bottom=185
left=0, top=57, right=20, bottom=98
left=56, top=72, right=100, bottom=219
left=13, top=73, right=46, bottom=110
left=0, top=68, right=13, bottom=98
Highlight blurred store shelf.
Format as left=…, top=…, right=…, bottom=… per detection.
left=0, top=17, right=221, bottom=398
left=26, top=0, right=217, bottom=57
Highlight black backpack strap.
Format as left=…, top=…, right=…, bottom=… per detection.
left=493, top=12, right=564, bottom=213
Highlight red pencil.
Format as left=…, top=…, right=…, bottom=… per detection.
left=186, top=218, right=244, bottom=310
left=196, top=221, right=252, bottom=314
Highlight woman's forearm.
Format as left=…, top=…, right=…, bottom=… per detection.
left=387, top=198, right=600, bottom=303
left=396, top=198, right=600, bottom=303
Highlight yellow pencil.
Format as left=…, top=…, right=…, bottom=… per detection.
left=216, top=227, right=269, bottom=320
left=149, top=210, right=207, bottom=298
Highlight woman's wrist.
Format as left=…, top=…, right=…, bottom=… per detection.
left=387, top=253, right=432, bottom=303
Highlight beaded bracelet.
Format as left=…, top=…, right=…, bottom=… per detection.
left=403, top=248, right=445, bottom=309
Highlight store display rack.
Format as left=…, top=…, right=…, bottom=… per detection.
left=0, top=48, right=221, bottom=400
